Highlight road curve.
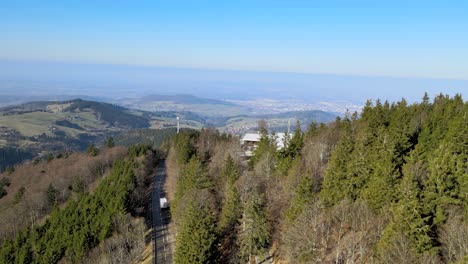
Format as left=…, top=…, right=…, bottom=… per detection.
left=152, top=160, right=173, bottom=264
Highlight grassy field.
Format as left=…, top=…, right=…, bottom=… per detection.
left=0, top=112, right=55, bottom=137
left=0, top=110, right=116, bottom=138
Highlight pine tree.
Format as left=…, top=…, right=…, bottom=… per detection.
left=277, top=121, right=304, bottom=175
left=360, top=130, right=398, bottom=210
left=423, top=143, right=461, bottom=224
left=345, top=134, right=371, bottom=201
left=288, top=121, right=304, bottom=158
left=173, top=156, right=214, bottom=221
left=390, top=160, right=436, bottom=254
left=86, top=144, right=99, bottom=157
left=304, top=121, right=318, bottom=140
left=221, top=155, right=239, bottom=184
left=219, top=155, right=241, bottom=232
left=174, top=200, right=219, bottom=264
left=320, top=117, right=355, bottom=206
left=219, top=181, right=241, bottom=232
left=250, top=127, right=277, bottom=167
left=174, top=132, right=196, bottom=164
left=46, top=183, right=58, bottom=207
left=239, top=191, right=270, bottom=262
left=422, top=92, right=430, bottom=105
left=106, top=137, right=115, bottom=148
left=183, top=156, right=212, bottom=190
left=285, top=175, right=314, bottom=222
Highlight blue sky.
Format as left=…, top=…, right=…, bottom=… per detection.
left=2, top=0, right=468, bottom=79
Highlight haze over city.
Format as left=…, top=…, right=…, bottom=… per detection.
left=1, top=1, right=467, bottom=107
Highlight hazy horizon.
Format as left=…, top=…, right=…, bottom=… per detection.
left=2, top=1, right=467, bottom=106
left=0, top=59, right=466, bottom=106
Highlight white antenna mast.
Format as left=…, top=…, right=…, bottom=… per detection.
left=177, top=116, right=180, bottom=134
left=287, top=118, right=291, bottom=134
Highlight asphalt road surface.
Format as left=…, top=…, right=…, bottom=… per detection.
left=152, top=161, right=173, bottom=264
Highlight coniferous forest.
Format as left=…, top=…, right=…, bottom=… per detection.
left=0, top=94, right=465, bottom=264
left=0, top=144, right=155, bottom=263
left=167, top=94, right=467, bottom=263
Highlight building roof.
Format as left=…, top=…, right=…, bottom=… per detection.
left=241, top=132, right=293, bottom=149
left=241, top=133, right=261, bottom=142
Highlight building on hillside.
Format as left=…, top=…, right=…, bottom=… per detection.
left=240, top=132, right=293, bottom=157
left=240, top=132, right=261, bottom=157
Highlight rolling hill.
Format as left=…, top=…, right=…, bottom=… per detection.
left=0, top=99, right=149, bottom=150
left=0, top=99, right=204, bottom=169
left=116, top=94, right=337, bottom=133
left=0, top=97, right=337, bottom=171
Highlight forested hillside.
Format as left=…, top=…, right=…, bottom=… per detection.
left=0, top=144, right=157, bottom=263
left=0, top=98, right=180, bottom=171
left=0, top=97, right=338, bottom=171
left=165, top=94, right=467, bottom=264
left=114, top=127, right=181, bottom=148
left=0, top=148, right=33, bottom=172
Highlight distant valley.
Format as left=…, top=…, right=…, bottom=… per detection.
left=116, top=94, right=252, bottom=117
left=114, top=94, right=337, bottom=133
left=0, top=99, right=199, bottom=170
left=0, top=95, right=337, bottom=171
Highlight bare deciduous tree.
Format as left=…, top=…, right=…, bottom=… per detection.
left=439, top=209, right=468, bottom=263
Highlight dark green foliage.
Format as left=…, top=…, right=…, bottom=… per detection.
left=319, top=94, right=467, bottom=258
left=239, top=191, right=270, bottom=261
left=277, top=121, right=304, bottom=175
left=54, top=120, right=84, bottom=130
left=128, top=144, right=151, bottom=159
left=391, top=160, right=436, bottom=254
left=288, top=121, right=304, bottom=159
left=171, top=154, right=214, bottom=230
left=0, top=158, right=137, bottom=263
left=174, top=199, right=219, bottom=264
left=171, top=132, right=243, bottom=263
left=285, top=175, right=314, bottom=222
left=175, top=156, right=212, bottom=201
left=173, top=132, right=197, bottom=164
left=219, top=181, right=241, bottom=233
left=64, top=99, right=150, bottom=128
left=105, top=137, right=115, bottom=148
left=46, top=184, right=57, bottom=207
left=221, top=155, right=239, bottom=183
left=320, top=116, right=355, bottom=206
left=249, top=129, right=277, bottom=167
left=86, top=144, right=99, bottom=157
left=114, top=128, right=179, bottom=148
left=167, top=94, right=465, bottom=263
left=304, top=121, right=319, bottom=140
left=0, top=147, right=33, bottom=172
left=72, top=176, right=85, bottom=194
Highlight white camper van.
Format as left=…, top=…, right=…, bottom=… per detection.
left=159, top=197, right=168, bottom=210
